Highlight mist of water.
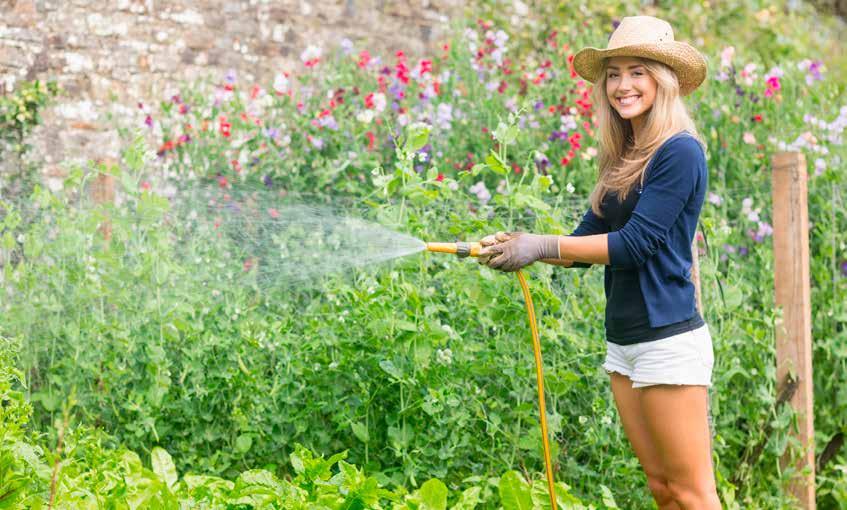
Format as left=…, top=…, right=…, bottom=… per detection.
left=161, top=185, right=427, bottom=290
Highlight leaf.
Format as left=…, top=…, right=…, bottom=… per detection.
left=418, top=479, right=448, bottom=510
left=485, top=151, right=508, bottom=175
left=151, top=447, right=178, bottom=490
left=404, top=122, right=431, bottom=152
left=351, top=421, right=370, bottom=443
left=235, top=434, right=252, bottom=454
left=498, top=471, right=533, bottom=510
left=600, top=484, right=620, bottom=508
left=451, top=486, right=481, bottom=510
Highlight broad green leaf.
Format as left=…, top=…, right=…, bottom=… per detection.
left=151, top=447, right=178, bottom=490
left=499, top=471, right=532, bottom=510
left=351, top=421, right=370, bottom=443
left=235, top=434, right=252, bottom=453
left=418, top=478, right=448, bottom=510
left=485, top=151, right=508, bottom=175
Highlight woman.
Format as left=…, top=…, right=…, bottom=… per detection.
left=477, top=16, right=721, bottom=509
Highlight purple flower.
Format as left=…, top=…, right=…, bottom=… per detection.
left=263, top=175, right=273, bottom=188
left=738, top=246, right=749, bottom=256
left=612, top=19, right=620, bottom=30
left=144, top=115, right=153, bottom=128
left=171, top=94, right=182, bottom=104
left=534, top=100, right=544, bottom=111
left=841, top=260, right=847, bottom=277
left=225, top=68, right=237, bottom=84
left=548, top=130, right=568, bottom=142
left=264, top=127, right=279, bottom=139
left=380, top=66, right=392, bottom=75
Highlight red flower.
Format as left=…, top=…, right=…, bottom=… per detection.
left=365, top=131, right=375, bottom=151
left=753, top=114, right=763, bottom=122
left=219, top=116, right=231, bottom=137
left=435, top=172, right=444, bottom=182
left=497, top=80, right=508, bottom=94
left=250, top=84, right=261, bottom=100
left=217, top=176, right=229, bottom=188
left=364, top=93, right=375, bottom=109
left=141, top=180, right=151, bottom=191
left=358, top=50, right=371, bottom=69
left=231, top=159, right=242, bottom=173
left=268, top=208, right=280, bottom=218
left=419, top=59, right=433, bottom=75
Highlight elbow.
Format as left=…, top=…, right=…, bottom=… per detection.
left=607, top=230, right=661, bottom=269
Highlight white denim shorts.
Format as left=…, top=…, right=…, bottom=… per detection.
left=603, top=322, right=715, bottom=389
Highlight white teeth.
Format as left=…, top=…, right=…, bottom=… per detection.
left=618, top=96, right=640, bottom=106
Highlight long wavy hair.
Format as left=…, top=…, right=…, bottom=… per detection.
left=588, top=56, right=706, bottom=217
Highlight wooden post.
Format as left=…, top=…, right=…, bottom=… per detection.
left=89, top=159, right=116, bottom=241
left=771, top=151, right=815, bottom=508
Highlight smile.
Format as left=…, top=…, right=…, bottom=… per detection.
left=617, top=95, right=641, bottom=106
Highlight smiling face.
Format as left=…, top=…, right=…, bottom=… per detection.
left=605, top=56, right=658, bottom=122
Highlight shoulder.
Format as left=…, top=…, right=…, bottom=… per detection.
left=658, top=132, right=706, bottom=160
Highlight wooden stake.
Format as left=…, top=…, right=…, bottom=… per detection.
left=771, top=151, right=815, bottom=508
left=89, top=159, right=116, bottom=241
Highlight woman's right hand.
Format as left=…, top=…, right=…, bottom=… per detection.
left=478, top=231, right=521, bottom=266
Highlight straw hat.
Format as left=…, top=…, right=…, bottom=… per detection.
left=573, top=16, right=707, bottom=96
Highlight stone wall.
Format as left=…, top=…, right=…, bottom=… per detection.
left=0, top=0, right=466, bottom=188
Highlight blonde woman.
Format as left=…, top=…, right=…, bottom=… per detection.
left=478, top=16, right=720, bottom=509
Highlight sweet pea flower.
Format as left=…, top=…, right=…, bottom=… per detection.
left=720, top=46, right=735, bottom=68
left=469, top=181, right=491, bottom=204
left=708, top=192, right=723, bottom=206
left=300, top=45, right=322, bottom=67
left=743, top=132, right=757, bottom=145
left=814, top=158, right=826, bottom=176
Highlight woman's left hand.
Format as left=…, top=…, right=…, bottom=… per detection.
left=478, top=233, right=560, bottom=272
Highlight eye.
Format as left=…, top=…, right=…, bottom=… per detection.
left=608, top=73, right=618, bottom=78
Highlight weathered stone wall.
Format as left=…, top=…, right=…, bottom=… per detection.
left=0, top=0, right=466, bottom=188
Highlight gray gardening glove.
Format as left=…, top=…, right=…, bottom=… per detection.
left=478, top=232, right=561, bottom=272
left=477, top=231, right=515, bottom=266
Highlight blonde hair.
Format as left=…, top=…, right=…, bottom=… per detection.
left=588, top=56, right=706, bottom=217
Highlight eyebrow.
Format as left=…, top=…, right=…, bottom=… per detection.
left=606, top=64, right=644, bottom=71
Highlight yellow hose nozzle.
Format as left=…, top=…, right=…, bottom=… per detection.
left=425, top=241, right=482, bottom=258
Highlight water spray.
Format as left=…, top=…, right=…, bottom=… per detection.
left=425, top=241, right=558, bottom=510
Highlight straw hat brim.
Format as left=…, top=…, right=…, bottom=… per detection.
left=573, top=42, right=707, bottom=96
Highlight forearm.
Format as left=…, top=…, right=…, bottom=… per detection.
left=554, top=234, right=610, bottom=265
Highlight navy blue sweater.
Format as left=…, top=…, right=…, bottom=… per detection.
left=568, top=131, right=707, bottom=337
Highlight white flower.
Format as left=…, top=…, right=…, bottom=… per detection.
left=356, top=109, right=374, bottom=124
left=565, top=182, right=575, bottom=194
left=372, top=92, right=387, bottom=113
left=300, top=44, right=322, bottom=64
left=743, top=132, right=757, bottom=145
left=708, top=192, right=723, bottom=206
left=720, top=46, right=735, bottom=68
left=741, top=197, right=753, bottom=214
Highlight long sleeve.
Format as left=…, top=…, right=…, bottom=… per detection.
left=566, top=204, right=609, bottom=268
left=607, top=135, right=705, bottom=269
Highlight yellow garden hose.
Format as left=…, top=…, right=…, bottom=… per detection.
left=426, top=242, right=558, bottom=510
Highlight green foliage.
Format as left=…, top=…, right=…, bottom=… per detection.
left=0, top=80, right=59, bottom=156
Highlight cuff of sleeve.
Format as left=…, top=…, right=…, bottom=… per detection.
left=607, top=231, right=635, bottom=268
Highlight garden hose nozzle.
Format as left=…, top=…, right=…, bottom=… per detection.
left=425, top=241, right=482, bottom=258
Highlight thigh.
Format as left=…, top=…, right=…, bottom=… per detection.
left=608, top=372, right=665, bottom=478
left=639, top=384, right=714, bottom=482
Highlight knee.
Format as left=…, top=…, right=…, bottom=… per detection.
left=666, top=478, right=720, bottom=508
left=645, top=475, right=675, bottom=506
